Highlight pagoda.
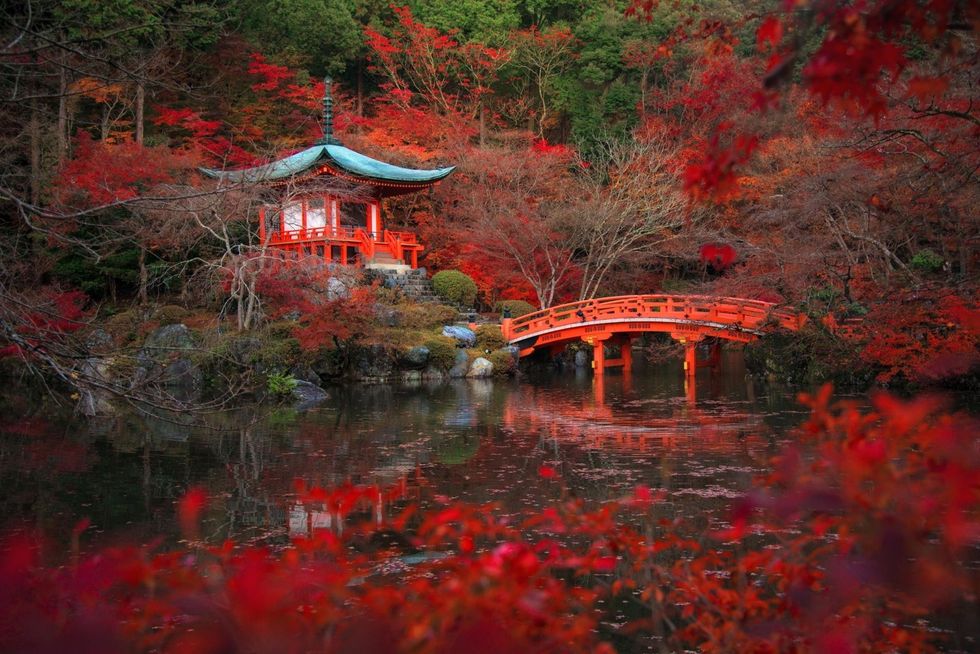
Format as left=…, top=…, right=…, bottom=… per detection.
left=201, top=78, right=454, bottom=270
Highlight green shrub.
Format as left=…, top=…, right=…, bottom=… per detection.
left=423, top=336, right=457, bottom=371
left=810, top=286, right=840, bottom=304
left=494, top=300, right=536, bottom=318
left=249, top=336, right=303, bottom=372
left=432, top=270, right=478, bottom=308
left=487, top=349, right=517, bottom=377
left=398, top=303, right=459, bottom=330
left=475, top=325, right=506, bottom=351
left=266, top=371, right=298, bottom=397
left=910, top=249, right=944, bottom=273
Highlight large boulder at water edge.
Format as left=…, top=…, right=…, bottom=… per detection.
left=449, top=350, right=470, bottom=378
left=143, top=323, right=195, bottom=351
left=76, top=357, right=115, bottom=416
left=574, top=349, right=590, bottom=368
left=467, top=357, right=493, bottom=378
left=442, top=325, right=476, bottom=347
left=400, top=346, right=430, bottom=369
left=292, top=380, right=328, bottom=409
left=352, top=344, right=395, bottom=381
left=133, top=324, right=202, bottom=398
left=290, top=364, right=323, bottom=386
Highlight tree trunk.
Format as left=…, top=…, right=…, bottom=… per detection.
left=57, top=53, right=69, bottom=159
left=639, top=68, right=649, bottom=120
left=29, top=98, right=41, bottom=207
left=357, top=59, right=364, bottom=116
left=138, top=246, right=148, bottom=305
left=101, top=104, right=110, bottom=141
left=135, top=79, right=145, bottom=145
left=479, top=99, right=486, bottom=147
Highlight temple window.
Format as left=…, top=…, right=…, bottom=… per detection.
left=338, top=201, right=368, bottom=231
left=307, top=198, right=327, bottom=231
left=283, top=201, right=303, bottom=232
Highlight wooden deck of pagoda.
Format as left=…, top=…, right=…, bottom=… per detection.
left=263, top=224, right=423, bottom=268
left=501, top=294, right=807, bottom=377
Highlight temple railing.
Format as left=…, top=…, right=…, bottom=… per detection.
left=269, top=226, right=359, bottom=243
left=269, top=227, right=422, bottom=245
left=354, top=228, right=375, bottom=260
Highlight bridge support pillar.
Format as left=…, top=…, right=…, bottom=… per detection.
left=585, top=334, right=612, bottom=375
left=671, top=333, right=703, bottom=380
left=591, top=339, right=606, bottom=374
left=620, top=336, right=633, bottom=373
left=684, top=342, right=697, bottom=379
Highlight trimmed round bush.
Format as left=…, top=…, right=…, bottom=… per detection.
left=487, top=349, right=517, bottom=377
left=432, top=270, right=478, bottom=308
left=494, top=300, right=536, bottom=318
left=475, top=325, right=506, bottom=351
left=423, top=336, right=457, bottom=371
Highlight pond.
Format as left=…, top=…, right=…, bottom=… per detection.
left=0, top=351, right=814, bottom=550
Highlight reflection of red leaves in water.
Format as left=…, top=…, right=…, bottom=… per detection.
left=1, top=388, right=976, bottom=653
left=24, top=440, right=92, bottom=473
left=537, top=465, right=558, bottom=479
left=178, top=487, right=208, bottom=539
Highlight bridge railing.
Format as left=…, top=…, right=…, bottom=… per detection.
left=501, top=294, right=805, bottom=342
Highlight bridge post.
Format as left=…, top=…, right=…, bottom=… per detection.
left=591, top=338, right=606, bottom=374
left=684, top=342, right=697, bottom=379
left=671, top=333, right=702, bottom=380
left=620, top=336, right=632, bottom=373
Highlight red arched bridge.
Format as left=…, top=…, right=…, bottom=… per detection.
left=500, top=294, right=807, bottom=377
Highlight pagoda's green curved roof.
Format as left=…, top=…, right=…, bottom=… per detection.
left=200, top=144, right=455, bottom=185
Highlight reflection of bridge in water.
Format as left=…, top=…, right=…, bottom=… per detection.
left=502, top=386, right=768, bottom=456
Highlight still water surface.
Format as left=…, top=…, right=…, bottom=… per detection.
left=1, top=353, right=813, bottom=548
